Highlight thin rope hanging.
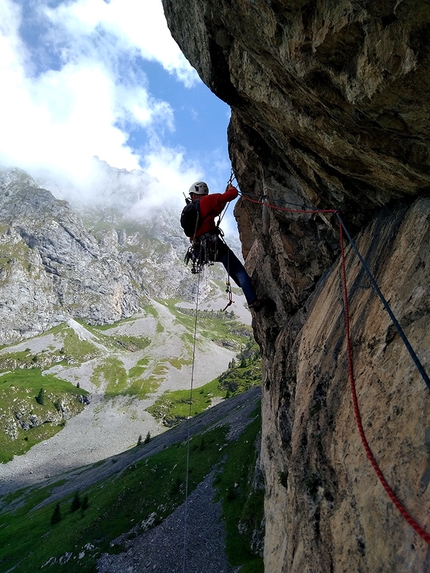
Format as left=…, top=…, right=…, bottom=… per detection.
left=182, top=271, right=201, bottom=573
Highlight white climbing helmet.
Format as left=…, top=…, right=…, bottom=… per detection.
left=189, top=181, right=209, bottom=196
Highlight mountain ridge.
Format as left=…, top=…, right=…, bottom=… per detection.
left=0, top=165, right=248, bottom=345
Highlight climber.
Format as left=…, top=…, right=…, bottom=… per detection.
left=184, top=180, right=267, bottom=311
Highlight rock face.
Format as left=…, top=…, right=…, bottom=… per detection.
left=0, top=168, right=141, bottom=343
left=162, top=1, right=430, bottom=571
left=255, top=199, right=430, bottom=573
left=0, top=167, right=226, bottom=345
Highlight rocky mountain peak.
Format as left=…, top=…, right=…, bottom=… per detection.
left=0, top=167, right=37, bottom=189
left=0, top=167, right=140, bottom=343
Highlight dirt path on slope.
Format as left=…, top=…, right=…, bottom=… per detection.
left=97, top=469, right=241, bottom=573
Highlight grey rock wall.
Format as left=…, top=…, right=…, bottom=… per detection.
left=0, top=169, right=140, bottom=343
left=162, top=1, right=430, bottom=571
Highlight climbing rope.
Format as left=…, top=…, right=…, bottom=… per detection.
left=182, top=271, right=201, bottom=573
left=338, top=220, right=430, bottom=545
left=216, top=171, right=234, bottom=228
left=336, top=212, right=430, bottom=391
left=238, top=180, right=430, bottom=544
left=181, top=172, right=240, bottom=568
left=239, top=189, right=429, bottom=389
left=241, top=192, right=337, bottom=214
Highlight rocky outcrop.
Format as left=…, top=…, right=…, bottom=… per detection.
left=0, top=168, right=142, bottom=343
left=162, top=1, right=430, bottom=571
left=0, top=384, right=89, bottom=444
left=0, top=167, right=226, bottom=345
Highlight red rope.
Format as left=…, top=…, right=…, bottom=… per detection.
left=243, top=194, right=337, bottom=215
left=241, top=192, right=430, bottom=543
left=338, top=221, right=430, bottom=545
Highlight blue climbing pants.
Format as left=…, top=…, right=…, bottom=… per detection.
left=216, top=239, right=257, bottom=305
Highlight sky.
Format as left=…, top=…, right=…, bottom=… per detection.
left=0, top=0, right=234, bottom=219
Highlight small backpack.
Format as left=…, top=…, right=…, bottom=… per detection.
left=180, top=198, right=201, bottom=238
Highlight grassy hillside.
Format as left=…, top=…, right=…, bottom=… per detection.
left=148, top=338, right=261, bottom=427
left=0, top=400, right=264, bottom=573
left=0, top=369, right=88, bottom=463
left=0, top=303, right=255, bottom=464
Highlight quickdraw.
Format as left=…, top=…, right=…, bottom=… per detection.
left=222, top=279, right=233, bottom=311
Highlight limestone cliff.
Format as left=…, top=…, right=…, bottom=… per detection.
left=162, top=1, right=430, bottom=571
left=0, top=168, right=141, bottom=343
left=0, top=167, right=224, bottom=345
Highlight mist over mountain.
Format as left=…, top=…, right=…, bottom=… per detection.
left=36, top=158, right=162, bottom=213
left=0, top=163, right=246, bottom=345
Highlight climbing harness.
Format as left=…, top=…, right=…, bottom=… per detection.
left=240, top=183, right=430, bottom=545
left=184, top=230, right=220, bottom=274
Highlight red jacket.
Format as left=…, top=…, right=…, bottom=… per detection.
left=194, top=186, right=238, bottom=238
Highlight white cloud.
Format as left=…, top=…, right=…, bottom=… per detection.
left=0, top=0, right=202, bottom=198
left=141, top=140, right=203, bottom=207
left=43, top=0, right=198, bottom=87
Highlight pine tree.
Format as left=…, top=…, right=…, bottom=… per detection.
left=144, top=431, right=151, bottom=444
left=35, top=388, right=45, bottom=405
left=81, top=494, right=89, bottom=513
left=51, top=502, right=62, bottom=525
left=71, top=491, right=81, bottom=513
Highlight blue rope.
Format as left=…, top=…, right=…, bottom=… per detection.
left=234, top=170, right=430, bottom=391
left=336, top=212, right=430, bottom=392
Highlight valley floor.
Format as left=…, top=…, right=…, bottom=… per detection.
left=0, top=299, right=247, bottom=495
